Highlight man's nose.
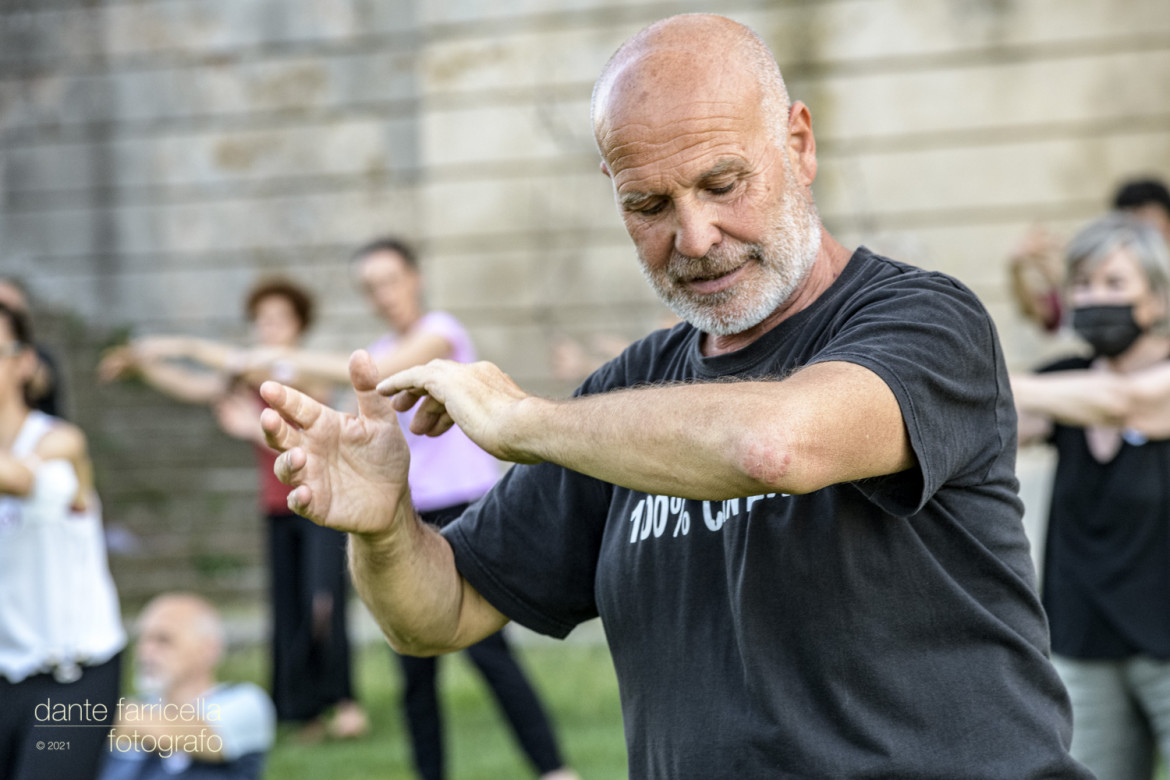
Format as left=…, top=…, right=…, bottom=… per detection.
left=673, top=199, right=721, bottom=259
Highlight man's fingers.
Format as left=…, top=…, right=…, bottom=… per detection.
left=411, top=397, right=454, bottom=437
left=272, top=447, right=321, bottom=520
left=376, top=363, right=440, bottom=397
left=273, top=447, right=307, bottom=485
left=348, top=350, right=380, bottom=393
left=260, top=407, right=299, bottom=452
left=376, top=370, right=409, bottom=397
left=287, top=485, right=315, bottom=518
left=350, top=350, right=401, bottom=421
left=432, top=412, right=455, bottom=437
left=260, top=380, right=322, bottom=430
left=391, top=388, right=427, bottom=414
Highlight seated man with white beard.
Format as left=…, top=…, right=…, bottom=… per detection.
left=99, top=594, right=275, bottom=780
left=258, top=13, right=1091, bottom=779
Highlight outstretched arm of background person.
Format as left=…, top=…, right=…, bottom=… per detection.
left=98, top=339, right=228, bottom=404
left=1012, top=363, right=1170, bottom=440
left=259, top=351, right=507, bottom=656
left=378, top=359, right=915, bottom=501
left=117, top=335, right=243, bottom=374
left=247, top=328, right=452, bottom=386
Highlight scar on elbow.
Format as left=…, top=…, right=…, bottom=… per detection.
left=740, top=438, right=793, bottom=490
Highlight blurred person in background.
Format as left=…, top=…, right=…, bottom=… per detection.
left=245, top=238, right=578, bottom=780
left=0, top=301, right=125, bottom=780
left=1014, top=212, right=1170, bottom=779
left=0, top=277, right=65, bottom=417
left=99, top=592, right=275, bottom=780
left=98, top=278, right=368, bottom=741
left=1008, top=176, right=1170, bottom=334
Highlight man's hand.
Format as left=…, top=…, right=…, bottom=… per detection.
left=260, top=350, right=412, bottom=535
left=377, top=360, right=541, bottom=464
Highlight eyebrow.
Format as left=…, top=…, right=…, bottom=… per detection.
left=698, top=159, right=747, bottom=182
left=619, top=190, right=658, bottom=210
left=618, top=158, right=748, bottom=210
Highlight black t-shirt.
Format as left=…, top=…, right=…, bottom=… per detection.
left=445, top=248, right=1088, bottom=778
left=1040, top=355, right=1170, bottom=659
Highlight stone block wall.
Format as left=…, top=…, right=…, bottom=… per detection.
left=2, top=0, right=1168, bottom=609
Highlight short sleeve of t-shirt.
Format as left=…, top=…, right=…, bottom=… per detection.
left=806, top=265, right=1015, bottom=517
left=206, top=682, right=276, bottom=761
left=443, top=461, right=612, bottom=638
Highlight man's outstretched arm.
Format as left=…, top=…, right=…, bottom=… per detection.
left=379, top=358, right=913, bottom=501
left=259, top=350, right=507, bottom=656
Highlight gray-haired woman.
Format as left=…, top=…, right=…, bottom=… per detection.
left=1014, top=211, right=1170, bottom=779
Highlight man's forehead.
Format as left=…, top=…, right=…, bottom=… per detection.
left=603, top=111, right=761, bottom=183
left=140, top=601, right=199, bottom=633
left=597, top=56, right=762, bottom=166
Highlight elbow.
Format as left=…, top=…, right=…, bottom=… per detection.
left=735, top=431, right=819, bottom=495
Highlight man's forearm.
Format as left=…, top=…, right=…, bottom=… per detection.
left=507, top=361, right=911, bottom=500
left=348, top=509, right=505, bottom=656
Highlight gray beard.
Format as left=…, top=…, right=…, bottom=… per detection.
left=133, top=670, right=168, bottom=698
left=640, top=188, right=822, bottom=337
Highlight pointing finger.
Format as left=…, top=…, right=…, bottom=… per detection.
left=377, top=364, right=435, bottom=397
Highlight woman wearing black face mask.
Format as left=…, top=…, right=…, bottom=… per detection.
left=1013, top=212, right=1170, bottom=779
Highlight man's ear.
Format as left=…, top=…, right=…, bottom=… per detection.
left=786, top=101, right=817, bottom=187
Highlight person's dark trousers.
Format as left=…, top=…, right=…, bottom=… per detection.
left=0, top=651, right=121, bottom=780
left=398, top=503, right=565, bottom=780
left=268, top=512, right=354, bottom=721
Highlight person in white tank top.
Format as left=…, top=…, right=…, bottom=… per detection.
left=0, top=301, right=125, bottom=780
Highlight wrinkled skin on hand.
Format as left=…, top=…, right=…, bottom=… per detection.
left=260, top=350, right=412, bottom=536
left=377, top=359, right=539, bottom=464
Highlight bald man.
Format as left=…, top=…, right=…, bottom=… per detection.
left=260, top=14, right=1090, bottom=778
left=99, top=594, right=274, bottom=780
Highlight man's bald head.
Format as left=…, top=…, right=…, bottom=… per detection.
left=135, top=592, right=225, bottom=696
left=140, top=593, right=224, bottom=645
left=591, top=14, right=790, bottom=159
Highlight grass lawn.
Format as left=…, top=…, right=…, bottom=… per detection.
left=219, top=630, right=628, bottom=780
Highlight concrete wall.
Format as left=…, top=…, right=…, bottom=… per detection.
left=2, top=0, right=1167, bottom=606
